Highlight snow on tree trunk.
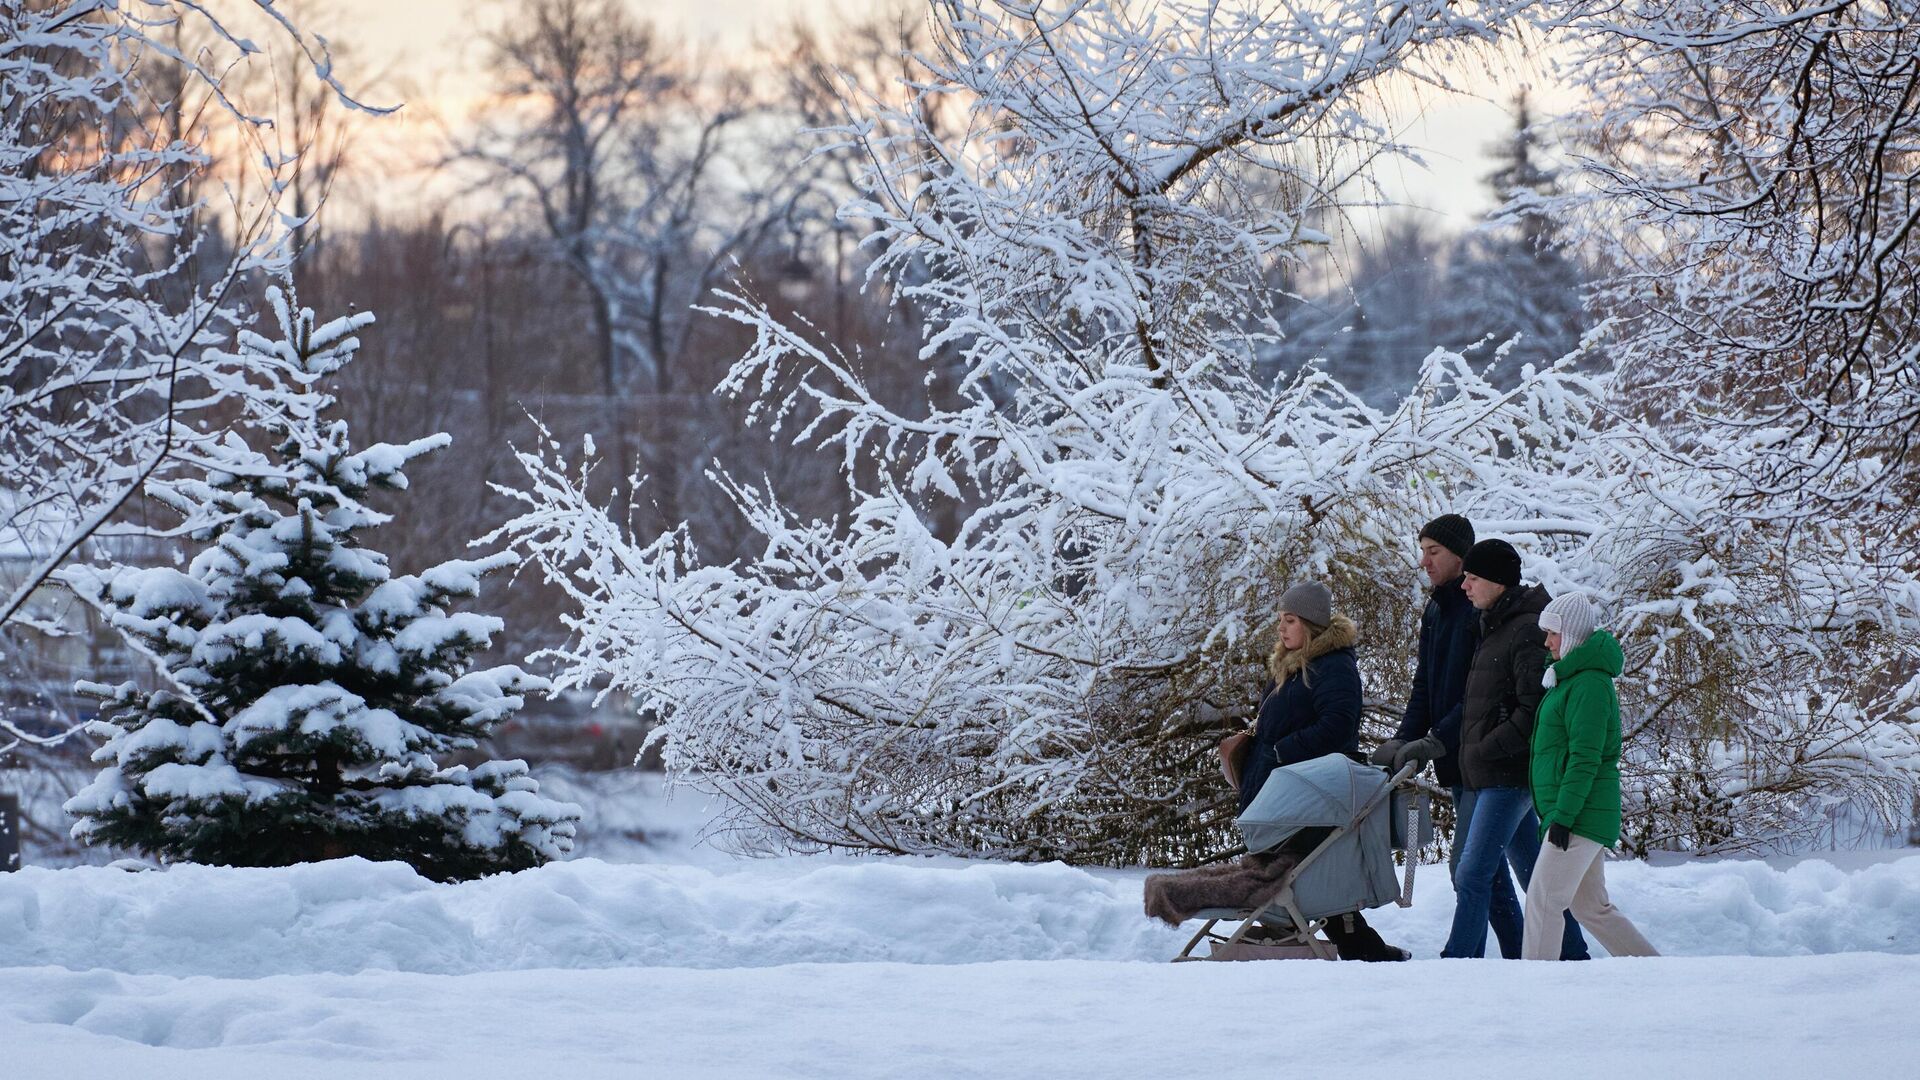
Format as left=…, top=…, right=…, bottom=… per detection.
left=60, top=288, right=580, bottom=881
left=500, top=0, right=1920, bottom=861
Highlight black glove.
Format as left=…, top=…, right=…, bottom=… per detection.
left=1392, top=734, right=1445, bottom=772
left=1368, top=739, right=1404, bottom=767
left=1547, top=822, right=1572, bottom=850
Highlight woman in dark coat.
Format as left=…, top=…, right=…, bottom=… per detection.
left=1223, top=581, right=1409, bottom=962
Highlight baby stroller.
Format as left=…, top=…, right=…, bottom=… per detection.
left=1172, top=754, right=1429, bottom=961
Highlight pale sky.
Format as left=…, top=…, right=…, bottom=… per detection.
left=306, top=0, right=1564, bottom=232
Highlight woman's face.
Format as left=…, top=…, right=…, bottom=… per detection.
left=1545, top=629, right=1563, bottom=659
left=1278, top=612, right=1310, bottom=652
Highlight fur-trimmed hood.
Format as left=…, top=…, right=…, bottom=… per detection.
left=1267, top=613, right=1357, bottom=684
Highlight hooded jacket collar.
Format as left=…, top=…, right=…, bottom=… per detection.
left=1482, top=582, right=1549, bottom=633
left=1546, top=627, right=1624, bottom=688
left=1269, top=613, right=1357, bottom=684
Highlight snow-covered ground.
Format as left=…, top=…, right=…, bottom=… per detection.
left=3, top=848, right=1918, bottom=1077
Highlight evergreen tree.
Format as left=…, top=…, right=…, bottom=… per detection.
left=61, top=288, right=580, bottom=881
left=1436, top=91, right=1593, bottom=375
left=1271, top=97, right=1591, bottom=403
left=1274, top=215, right=1449, bottom=405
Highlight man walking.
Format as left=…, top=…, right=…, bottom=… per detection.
left=1372, top=513, right=1474, bottom=799
left=1373, top=516, right=1533, bottom=957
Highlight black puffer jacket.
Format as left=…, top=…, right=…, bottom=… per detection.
left=1458, top=583, right=1551, bottom=790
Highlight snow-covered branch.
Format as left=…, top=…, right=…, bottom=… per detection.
left=1540, top=0, right=1920, bottom=549
left=0, top=0, right=388, bottom=632
left=499, top=0, right=1920, bottom=859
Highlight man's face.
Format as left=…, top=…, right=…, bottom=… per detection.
left=1461, top=572, right=1506, bottom=610
left=1418, top=539, right=1463, bottom=587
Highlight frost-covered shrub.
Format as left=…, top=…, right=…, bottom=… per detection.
left=1514, top=0, right=1920, bottom=850
left=497, top=0, right=1528, bottom=862
left=500, top=0, right=1919, bottom=862
left=61, top=290, right=580, bottom=880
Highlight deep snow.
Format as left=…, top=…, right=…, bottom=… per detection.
left=7, top=953, right=1917, bottom=1080
left=3, top=849, right=1915, bottom=976
left=2, top=850, right=1917, bottom=1077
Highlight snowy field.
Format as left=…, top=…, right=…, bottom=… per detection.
left=3, top=848, right=1918, bottom=1078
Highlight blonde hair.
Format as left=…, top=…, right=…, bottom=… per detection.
left=1266, top=613, right=1357, bottom=686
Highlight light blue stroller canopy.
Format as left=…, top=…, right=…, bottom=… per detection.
left=1235, top=753, right=1402, bottom=920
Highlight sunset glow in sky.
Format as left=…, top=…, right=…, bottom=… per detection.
left=309, top=0, right=1559, bottom=230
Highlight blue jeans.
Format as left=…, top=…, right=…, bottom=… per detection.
left=1444, top=787, right=1590, bottom=959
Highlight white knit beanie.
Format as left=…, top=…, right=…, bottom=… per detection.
left=1538, top=593, right=1596, bottom=655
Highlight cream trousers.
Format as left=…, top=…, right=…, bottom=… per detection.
left=1522, top=833, right=1659, bottom=960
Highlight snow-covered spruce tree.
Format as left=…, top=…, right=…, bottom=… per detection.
left=1433, top=91, right=1592, bottom=380
left=61, top=289, right=579, bottom=880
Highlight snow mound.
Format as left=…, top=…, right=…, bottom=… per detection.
left=0, top=852, right=1913, bottom=978
left=0, top=857, right=1181, bottom=977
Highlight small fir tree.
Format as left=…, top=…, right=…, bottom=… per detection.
left=1435, top=90, right=1592, bottom=375
left=61, top=288, right=579, bottom=880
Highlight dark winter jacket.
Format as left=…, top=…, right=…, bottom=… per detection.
left=1531, top=629, right=1626, bottom=848
left=1391, top=575, right=1476, bottom=789
left=1458, top=583, right=1551, bottom=791
left=1238, top=615, right=1364, bottom=813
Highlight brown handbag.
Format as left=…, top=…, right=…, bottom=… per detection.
left=1218, top=730, right=1253, bottom=788
left=1219, top=682, right=1279, bottom=789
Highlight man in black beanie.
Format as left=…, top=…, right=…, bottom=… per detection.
left=1374, top=514, right=1475, bottom=791
left=1372, top=515, right=1511, bottom=956
left=1430, top=537, right=1589, bottom=960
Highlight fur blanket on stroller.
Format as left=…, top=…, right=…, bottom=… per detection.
left=1142, top=851, right=1302, bottom=926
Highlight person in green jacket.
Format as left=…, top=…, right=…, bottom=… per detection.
left=1522, top=593, right=1659, bottom=961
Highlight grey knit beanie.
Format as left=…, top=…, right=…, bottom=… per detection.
left=1277, top=581, right=1333, bottom=630
left=1538, top=593, right=1596, bottom=654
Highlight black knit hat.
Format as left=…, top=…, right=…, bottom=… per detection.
left=1463, top=539, right=1523, bottom=589
left=1418, top=514, right=1475, bottom=560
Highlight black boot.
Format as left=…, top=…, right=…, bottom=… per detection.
left=1323, top=911, right=1411, bottom=962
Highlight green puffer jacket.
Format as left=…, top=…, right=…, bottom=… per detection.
left=1529, top=628, right=1625, bottom=848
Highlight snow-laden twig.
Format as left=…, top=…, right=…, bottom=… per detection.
left=501, top=0, right=1920, bottom=859
left=1, top=1, right=389, bottom=634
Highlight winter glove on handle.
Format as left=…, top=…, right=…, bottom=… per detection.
left=1393, top=734, right=1445, bottom=772
left=1547, top=822, right=1572, bottom=851
left=1368, top=739, right=1405, bottom=767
